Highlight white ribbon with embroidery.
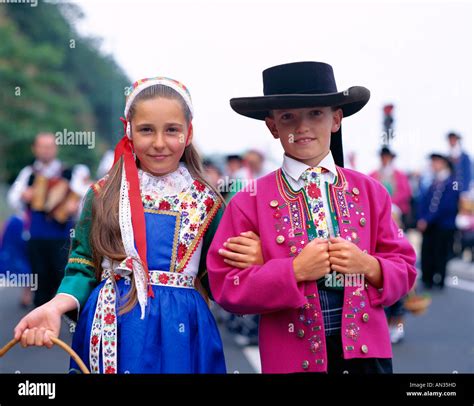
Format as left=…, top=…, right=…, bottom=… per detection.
left=118, top=164, right=148, bottom=320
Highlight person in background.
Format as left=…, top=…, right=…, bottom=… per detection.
left=203, top=159, right=223, bottom=190
left=66, top=164, right=93, bottom=219
left=235, top=149, right=266, bottom=181
left=221, top=150, right=267, bottom=345
left=447, top=132, right=471, bottom=193
left=225, top=154, right=243, bottom=180
left=369, top=147, right=412, bottom=229
left=0, top=213, right=33, bottom=307
left=227, top=150, right=266, bottom=202
left=369, top=146, right=412, bottom=344
left=417, top=153, right=459, bottom=289
left=455, top=187, right=474, bottom=262
left=7, top=133, right=76, bottom=307
left=447, top=132, right=472, bottom=259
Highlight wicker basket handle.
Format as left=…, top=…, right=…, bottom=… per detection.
left=0, top=337, right=90, bottom=374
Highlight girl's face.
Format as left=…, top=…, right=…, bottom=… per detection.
left=131, top=97, right=192, bottom=176
left=265, top=106, right=342, bottom=167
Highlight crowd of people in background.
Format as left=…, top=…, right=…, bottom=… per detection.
left=1, top=130, right=472, bottom=348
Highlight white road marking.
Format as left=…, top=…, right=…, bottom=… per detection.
left=446, top=277, right=474, bottom=293
left=242, top=346, right=261, bottom=373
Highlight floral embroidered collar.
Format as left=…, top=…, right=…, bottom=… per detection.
left=138, top=163, right=194, bottom=197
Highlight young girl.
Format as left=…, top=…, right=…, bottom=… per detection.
left=13, top=77, right=257, bottom=374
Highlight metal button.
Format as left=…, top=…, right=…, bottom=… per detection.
left=361, top=344, right=369, bottom=354
left=302, top=360, right=309, bottom=369
left=362, top=313, right=369, bottom=322
left=276, top=235, right=285, bottom=244
left=297, top=329, right=305, bottom=338
left=352, top=187, right=360, bottom=196
left=270, top=200, right=279, bottom=208
left=359, top=218, right=366, bottom=226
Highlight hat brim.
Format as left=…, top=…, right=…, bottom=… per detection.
left=230, top=86, right=370, bottom=120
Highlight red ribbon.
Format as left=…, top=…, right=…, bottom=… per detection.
left=114, top=117, right=153, bottom=298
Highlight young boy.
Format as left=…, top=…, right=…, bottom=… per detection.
left=207, top=61, right=417, bottom=373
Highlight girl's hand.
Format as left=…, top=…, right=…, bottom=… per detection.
left=13, top=294, right=76, bottom=348
left=218, top=231, right=263, bottom=269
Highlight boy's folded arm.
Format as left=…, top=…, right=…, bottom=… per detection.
left=56, top=187, right=98, bottom=314
left=368, top=189, right=417, bottom=308
left=207, top=198, right=307, bottom=315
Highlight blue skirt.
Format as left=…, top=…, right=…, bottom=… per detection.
left=69, top=278, right=227, bottom=373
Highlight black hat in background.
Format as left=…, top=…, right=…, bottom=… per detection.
left=429, top=153, right=454, bottom=171
left=447, top=132, right=461, bottom=140
left=380, top=146, right=396, bottom=158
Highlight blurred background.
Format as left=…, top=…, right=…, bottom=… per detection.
left=0, top=0, right=472, bottom=373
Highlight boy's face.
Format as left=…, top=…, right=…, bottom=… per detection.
left=265, top=106, right=342, bottom=166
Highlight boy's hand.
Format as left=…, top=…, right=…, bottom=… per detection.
left=218, top=231, right=264, bottom=269
left=328, top=237, right=367, bottom=274
left=292, top=239, right=331, bottom=283
left=328, top=237, right=383, bottom=288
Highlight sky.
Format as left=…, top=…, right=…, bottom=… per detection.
left=71, top=0, right=472, bottom=174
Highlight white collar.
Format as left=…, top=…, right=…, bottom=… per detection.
left=282, top=151, right=337, bottom=183
left=381, top=163, right=394, bottom=177
left=32, top=159, right=62, bottom=177
left=138, top=163, right=194, bottom=196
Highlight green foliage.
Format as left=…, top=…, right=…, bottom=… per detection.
left=0, top=1, right=129, bottom=183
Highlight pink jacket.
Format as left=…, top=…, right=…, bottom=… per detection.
left=207, top=167, right=417, bottom=373
left=369, top=169, right=412, bottom=215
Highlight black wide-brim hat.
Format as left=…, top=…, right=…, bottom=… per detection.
left=230, top=61, right=370, bottom=121
left=429, top=153, right=454, bottom=171
left=229, top=62, right=370, bottom=167
left=380, top=146, right=396, bottom=158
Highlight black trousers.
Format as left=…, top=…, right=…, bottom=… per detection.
left=28, top=239, right=69, bottom=307
left=325, top=334, right=393, bottom=374
left=421, top=225, right=455, bottom=288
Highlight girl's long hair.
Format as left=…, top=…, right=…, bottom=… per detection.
left=90, top=85, right=225, bottom=315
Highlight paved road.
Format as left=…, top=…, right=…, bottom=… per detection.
left=1, top=260, right=472, bottom=374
